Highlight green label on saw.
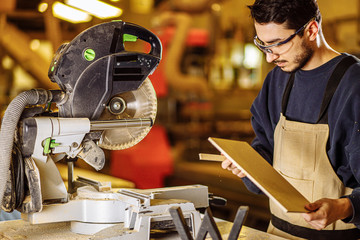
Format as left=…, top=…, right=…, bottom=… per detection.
left=123, top=34, right=137, bottom=42
left=84, top=48, right=96, bottom=61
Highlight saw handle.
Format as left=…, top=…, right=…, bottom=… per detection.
left=122, top=21, right=162, bottom=59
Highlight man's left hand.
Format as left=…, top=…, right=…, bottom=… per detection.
left=302, top=198, right=353, bottom=230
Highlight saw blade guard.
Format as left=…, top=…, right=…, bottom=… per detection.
left=48, top=20, right=161, bottom=120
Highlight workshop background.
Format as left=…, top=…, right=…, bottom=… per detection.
left=0, top=0, right=359, bottom=232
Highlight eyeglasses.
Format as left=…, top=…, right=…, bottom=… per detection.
left=254, top=18, right=315, bottom=55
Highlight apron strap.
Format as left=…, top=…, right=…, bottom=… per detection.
left=317, top=56, right=359, bottom=123
left=281, top=73, right=295, bottom=114
left=281, top=56, right=359, bottom=123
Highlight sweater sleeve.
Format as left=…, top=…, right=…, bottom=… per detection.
left=340, top=94, right=360, bottom=226
left=342, top=127, right=360, bottom=226
left=327, top=61, right=360, bottom=227
left=342, top=190, right=360, bottom=227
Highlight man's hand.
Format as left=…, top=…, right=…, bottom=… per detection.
left=221, top=159, right=246, bottom=178
left=302, top=198, right=353, bottom=230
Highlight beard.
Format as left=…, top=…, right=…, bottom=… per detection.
left=279, top=40, right=314, bottom=73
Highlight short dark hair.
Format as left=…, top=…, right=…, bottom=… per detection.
left=248, top=0, right=321, bottom=31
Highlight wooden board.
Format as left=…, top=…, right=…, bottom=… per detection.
left=208, top=137, right=309, bottom=213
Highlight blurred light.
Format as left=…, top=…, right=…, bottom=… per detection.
left=65, top=0, right=123, bottom=19
left=30, top=39, right=41, bottom=51
left=29, top=40, right=54, bottom=62
left=211, top=3, right=221, bottom=12
left=2, top=56, right=14, bottom=70
left=130, top=0, right=153, bottom=14
left=52, top=2, right=92, bottom=23
left=230, top=43, right=243, bottom=67
left=243, top=44, right=262, bottom=69
left=38, top=2, right=48, bottom=13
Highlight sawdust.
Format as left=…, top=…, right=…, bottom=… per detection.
left=0, top=220, right=91, bottom=240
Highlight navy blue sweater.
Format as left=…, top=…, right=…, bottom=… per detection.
left=244, top=53, right=360, bottom=226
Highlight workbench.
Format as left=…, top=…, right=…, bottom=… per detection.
left=0, top=218, right=286, bottom=239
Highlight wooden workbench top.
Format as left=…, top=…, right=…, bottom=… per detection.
left=0, top=219, right=286, bottom=239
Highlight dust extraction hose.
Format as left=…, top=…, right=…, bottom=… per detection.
left=0, top=89, right=50, bottom=206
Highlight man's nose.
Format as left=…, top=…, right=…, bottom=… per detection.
left=266, top=52, right=279, bottom=63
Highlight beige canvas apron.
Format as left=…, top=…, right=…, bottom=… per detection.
left=267, top=113, right=355, bottom=239
left=266, top=56, right=359, bottom=239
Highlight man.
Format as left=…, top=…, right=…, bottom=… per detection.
left=221, top=0, right=360, bottom=239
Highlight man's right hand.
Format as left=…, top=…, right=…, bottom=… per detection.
left=221, top=159, right=246, bottom=178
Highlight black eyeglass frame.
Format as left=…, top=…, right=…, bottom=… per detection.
left=253, top=17, right=316, bottom=54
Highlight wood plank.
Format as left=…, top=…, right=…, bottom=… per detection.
left=208, top=137, right=309, bottom=213
left=199, top=153, right=226, bottom=162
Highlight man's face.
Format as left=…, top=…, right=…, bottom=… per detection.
left=254, top=21, right=313, bottom=73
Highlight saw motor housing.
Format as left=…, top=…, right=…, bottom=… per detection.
left=49, top=21, right=161, bottom=120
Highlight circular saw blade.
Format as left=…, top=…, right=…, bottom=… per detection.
left=98, top=78, right=157, bottom=150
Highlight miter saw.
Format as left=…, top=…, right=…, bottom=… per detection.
left=0, top=21, right=210, bottom=238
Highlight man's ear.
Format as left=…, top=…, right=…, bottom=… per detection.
left=307, top=20, right=319, bottom=41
